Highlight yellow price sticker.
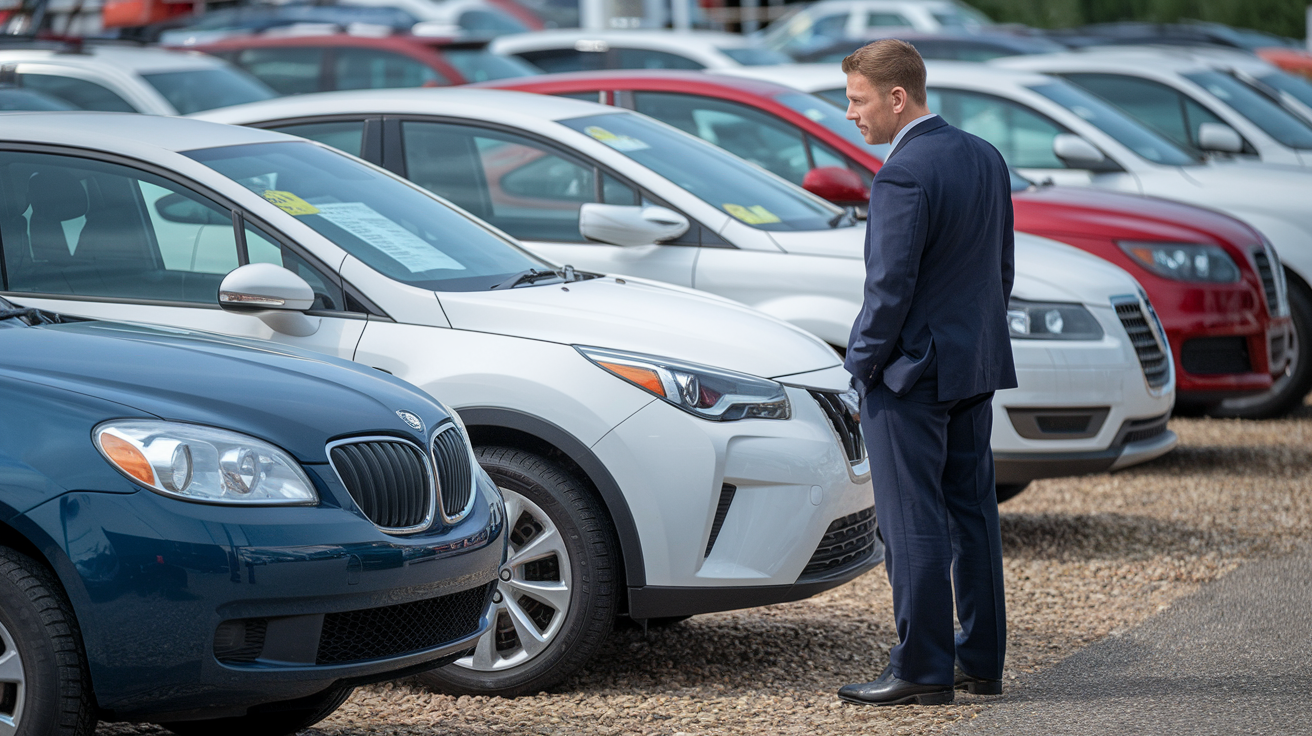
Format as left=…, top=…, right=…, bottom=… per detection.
left=262, top=190, right=320, bottom=216
left=723, top=204, right=782, bottom=225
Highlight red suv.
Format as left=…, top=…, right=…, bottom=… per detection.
left=485, top=70, right=1296, bottom=418
left=190, top=33, right=538, bottom=95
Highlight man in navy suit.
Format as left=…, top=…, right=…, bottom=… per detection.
left=836, top=39, right=1017, bottom=707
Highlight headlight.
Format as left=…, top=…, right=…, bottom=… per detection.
left=1118, top=242, right=1240, bottom=283
left=1007, top=299, right=1104, bottom=340
left=576, top=346, right=791, bottom=421
left=94, top=420, right=317, bottom=505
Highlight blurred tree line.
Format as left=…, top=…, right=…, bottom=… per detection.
left=966, top=0, right=1307, bottom=40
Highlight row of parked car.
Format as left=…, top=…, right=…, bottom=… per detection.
left=0, top=16, right=1307, bottom=736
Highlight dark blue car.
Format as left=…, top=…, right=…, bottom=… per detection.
left=0, top=296, right=504, bottom=735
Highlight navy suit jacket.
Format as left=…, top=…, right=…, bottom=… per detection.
left=844, top=116, right=1018, bottom=402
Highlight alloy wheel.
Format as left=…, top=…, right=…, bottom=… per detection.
left=0, top=617, right=26, bottom=735
left=455, top=488, right=572, bottom=671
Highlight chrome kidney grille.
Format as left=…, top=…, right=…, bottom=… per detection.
left=432, top=423, right=476, bottom=523
left=329, top=437, right=435, bottom=533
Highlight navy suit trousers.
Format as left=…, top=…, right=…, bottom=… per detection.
left=860, top=370, right=1006, bottom=685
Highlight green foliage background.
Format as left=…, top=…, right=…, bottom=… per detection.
left=965, top=0, right=1308, bottom=40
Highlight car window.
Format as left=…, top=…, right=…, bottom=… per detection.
left=815, top=86, right=849, bottom=108
left=0, top=88, right=75, bottom=110
left=774, top=91, right=891, bottom=158
left=927, top=88, right=1067, bottom=168
left=334, top=48, right=449, bottom=91
left=1061, top=73, right=1229, bottom=153
left=1183, top=70, right=1312, bottom=150
left=244, top=224, right=344, bottom=310
left=457, top=9, right=529, bottom=35
left=440, top=48, right=539, bottom=82
left=866, top=12, right=913, bottom=27
left=633, top=92, right=810, bottom=184
left=187, top=141, right=549, bottom=292
left=948, top=43, right=1015, bottom=62
left=559, top=112, right=845, bottom=232
left=775, top=12, right=851, bottom=56
left=140, top=68, right=275, bottom=114
left=808, top=135, right=849, bottom=170
left=716, top=47, right=792, bottom=66
left=515, top=48, right=605, bottom=73
left=1028, top=82, right=1200, bottom=165
left=1257, top=71, right=1312, bottom=110
left=15, top=73, right=136, bottom=112
left=0, top=151, right=236, bottom=302
left=612, top=48, right=704, bottom=70
left=402, top=120, right=607, bottom=242
left=235, top=47, right=325, bottom=95
left=266, top=120, right=366, bottom=158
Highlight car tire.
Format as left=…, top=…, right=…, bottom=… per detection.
left=158, top=686, right=353, bottom=736
left=419, top=446, right=618, bottom=698
left=995, top=482, right=1029, bottom=503
left=0, top=547, right=95, bottom=736
left=1212, top=277, right=1312, bottom=419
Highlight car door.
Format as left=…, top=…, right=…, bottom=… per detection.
left=928, top=86, right=1110, bottom=186
left=389, top=118, right=701, bottom=285
left=0, top=148, right=366, bottom=358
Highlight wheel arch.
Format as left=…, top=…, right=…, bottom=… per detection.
left=457, top=407, right=646, bottom=591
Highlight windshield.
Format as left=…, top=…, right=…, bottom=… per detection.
left=143, top=69, right=276, bottom=115
left=185, top=141, right=548, bottom=291
left=774, top=91, right=892, bottom=159
left=718, top=46, right=793, bottom=66
left=442, top=48, right=539, bottom=82
left=1256, top=71, right=1312, bottom=119
left=0, top=88, right=75, bottom=111
left=1183, top=70, right=1312, bottom=150
left=559, top=112, right=846, bottom=232
left=1029, top=82, right=1200, bottom=166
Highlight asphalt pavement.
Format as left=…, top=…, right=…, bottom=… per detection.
left=955, top=549, right=1312, bottom=736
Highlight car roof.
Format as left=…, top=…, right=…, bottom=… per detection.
left=490, top=29, right=759, bottom=52
left=479, top=68, right=801, bottom=98
left=788, top=0, right=971, bottom=10
left=995, top=47, right=1225, bottom=74
left=0, top=44, right=230, bottom=73
left=0, top=112, right=291, bottom=154
left=192, top=87, right=617, bottom=125
left=717, top=61, right=1050, bottom=91
left=188, top=32, right=439, bottom=51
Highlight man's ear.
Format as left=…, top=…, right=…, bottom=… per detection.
left=890, top=86, right=908, bottom=114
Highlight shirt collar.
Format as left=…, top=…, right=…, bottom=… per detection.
left=889, top=113, right=939, bottom=155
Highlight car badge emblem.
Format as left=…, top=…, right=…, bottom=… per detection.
left=397, top=410, right=424, bottom=432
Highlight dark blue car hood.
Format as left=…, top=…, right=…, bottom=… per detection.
left=0, top=320, right=451, bottom=462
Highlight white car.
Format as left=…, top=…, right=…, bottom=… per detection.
left=994, top=48, right=1312, bottom=167
left=0, top=43, right=276, bottom=115
left=488, top=29, right=793, bottom=72
left=333, top=0, right=533, bottom=36
left=722, top=62, right=1312, bottom=418
left=759, top=0, right=992, bottom=57
left=0, top=112, right=879, bottom=697
left=197, top=88, right=1179, bottom=492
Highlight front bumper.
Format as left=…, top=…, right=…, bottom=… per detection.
left=992, top=304, right=1176, bottom=482
left=1168, top=315, right=1293, bottom=401
left=22, top=468, right=504, bottom=723
left=592, top=386, right=881, bottom=618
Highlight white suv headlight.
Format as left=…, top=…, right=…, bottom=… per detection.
left=576, top=346, right=791, bottom=421
left=94, top=420, right=318, bottom=505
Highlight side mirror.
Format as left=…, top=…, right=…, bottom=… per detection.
left=218, top=263, right=320, bottom=337
left=1052, top=134, right=1107, bottom=166
left=579, top=204, right=689, bottom=247
left=155, top=193, right=231, bottom=226
left=1197, top=122, right=1244, bottom=154
left=802, top=166, right=867, bottom=206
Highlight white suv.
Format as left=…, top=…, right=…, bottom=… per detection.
left=0, top=112, right=877, bottom=697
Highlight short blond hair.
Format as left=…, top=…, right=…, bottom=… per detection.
left=841, top=39, right=927, bottom=106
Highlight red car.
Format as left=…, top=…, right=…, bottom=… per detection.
left=484, top=70, right=1295, bottom=417
left=189, top=33, right=539, bottom=95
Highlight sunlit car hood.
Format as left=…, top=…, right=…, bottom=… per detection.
left=0, top=320, right=449, bottom=462
left=1011, top=236, right=1143, bottom=306
left=1170, top=161, right=1312, bottom=228
left=435, top=275, right=840, bottom=379
left=765, top=227, right=1136, bottom=306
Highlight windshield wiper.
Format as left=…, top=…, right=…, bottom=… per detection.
left=828, top=208, right=859, bottom=228
left=490, top=268, right=564, bottom=290
left=0, top=307, right=61, bottom=326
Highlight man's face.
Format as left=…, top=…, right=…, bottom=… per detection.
left=845, top=72, right=899, bottom=145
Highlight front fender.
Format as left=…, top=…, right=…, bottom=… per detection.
left=750, top=295, right=860, bottom=348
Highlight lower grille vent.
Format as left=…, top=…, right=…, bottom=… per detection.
left=1114, top=298, right=1170, bottom=389
left=316, top=583, right=492, bottom=665
left=214, top=618, right=268, bottom=664
left=432, top=424, right=475, bottom=522
left=1113, top=413, right=1170, bottom=447
left=1181, top=336, right=1250, bottom=376
left=330, top=438, right=433, bottom=532
left=801, top=507, right=878, bottom=579
left=704, top=483, right=737, bottom=557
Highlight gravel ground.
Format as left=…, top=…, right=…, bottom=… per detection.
left=102, top=402, right=1312, bottom=736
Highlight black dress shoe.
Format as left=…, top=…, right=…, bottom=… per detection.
left=953, top=661, right=1002, bottom=695
left=838, top=666, right=954, bottom=706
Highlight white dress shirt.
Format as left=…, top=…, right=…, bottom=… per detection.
left=888, top=113, right=939, bottom=156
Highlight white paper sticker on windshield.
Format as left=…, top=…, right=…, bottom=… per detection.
left=314, top=202, right=465, bottom=273
left=584, top=126, right=650, bottom=152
